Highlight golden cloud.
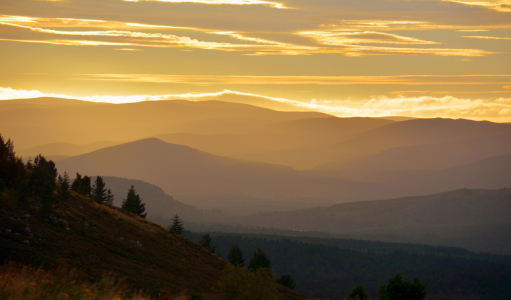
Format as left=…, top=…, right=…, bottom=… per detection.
left=441, top=0, right=511, bottom=12
left=0, top=15, right=498, bottom=56
left=321, top=19, right=511, bottom=32
left=462, top=35, right=511, bottom=39
left=299, top=31, right=440, bottom=45
left=75, top=74, right=511, bottom=85
left=122, top=0, right=288, bottom=9
left=1, top=87, right=510, bottom=122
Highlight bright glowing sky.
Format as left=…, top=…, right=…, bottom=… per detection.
left=1, top=0, right=511, bottom=121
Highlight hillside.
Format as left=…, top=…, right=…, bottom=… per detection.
left=232, top=188, right=511, bottom=254
left=57, top=138, right=378, bottom=213
left=316, top=133, right=511, bottom=179
left=156, top=117, right=394, bottom=169
left=0, top=187, right=308, bottom=300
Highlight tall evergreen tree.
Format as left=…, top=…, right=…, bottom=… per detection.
left=199, top=233, right=216, bottom=253
left=168, top=214, right=184, bottom=235
left=227, top=244, right=245, bottom=268
left=0, top=134, right=25, bottom=189
left=71, top=173, right=92, bottom=196
left=71, top=173, right=82, bottom=192
left=80, top=175, right=92, bottom=196
left=92, top=176, right=107, bottom=204
left=105, top=189, right=115, bottom=205
left=57, top=172, right=71, bottom=203
left=121, top=185, right=147, bottom=218
left=248, top=247, right=271, bottom=271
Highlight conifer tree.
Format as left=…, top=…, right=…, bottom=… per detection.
left=80, top=175, right=92, bottom=196
left=57, top=172, right=71, bottom=203
left=121, top=185, right=147, bottom=218
left=105, top=189, right=115, bottom=205
left=92, top=176, right=107, bottom=204
left=71, top=173, right=82, bottom=192
left=248, top=247, right=271, bottom=271
left=277, top=274, right=296, bottom=290
left=168, top=214, right=184, bottom=235
left=0, top=134, right=25, bottom=189
left=227, top=244, right=245, bottom=268
left=199, top=233, right=216, bottom=253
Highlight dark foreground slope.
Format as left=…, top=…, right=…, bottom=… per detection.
left=0, top=189, right=308, bottom=300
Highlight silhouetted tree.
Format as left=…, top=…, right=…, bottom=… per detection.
left=71, top=173, right=82, bottom=192
left=105, top=189, right=115, bottom=205
left=168, top=214, right=184, bottom=235
left=228, top=244, right=245, bottom=268
left=71, top=173, right=92, bottom=196
left=277, top=274, right=296, bottom=289
left=346, top=284, right=370, bottom=300
left=0, top=134, right=25, bottom=189
left=57, top=172, right=71, bottom=203
left=29, top=155, right=58, bottom=217
left=378, top=274, right=427, bottom=300
left=92, top=176, right=107, bottom=204
left=248, top=247, right=271, bottom=271
left=121, top=185, right=147, bottom=218
left=199, top=233, right=216, bottom=253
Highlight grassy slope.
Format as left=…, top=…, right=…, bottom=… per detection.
left=0, top=189, right=308, bottom=299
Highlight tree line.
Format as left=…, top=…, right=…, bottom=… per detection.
left=0, top=134, right=147, bottom=219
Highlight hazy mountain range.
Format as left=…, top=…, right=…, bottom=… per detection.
left=3, top=97, right=511, bottom=254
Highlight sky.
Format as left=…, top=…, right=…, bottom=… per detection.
left=1, top=0, right=511, bottom=121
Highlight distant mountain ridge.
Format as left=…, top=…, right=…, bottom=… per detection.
left=233, top=188, right=511, bottom=254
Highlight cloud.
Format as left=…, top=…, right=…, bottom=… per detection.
left=441, top=0, right=511, bottom=12
left=1, top=87, right=510, bottom=122
left=462, top=35, right=511, bottom=40
left=75, top=74, right=511, bottom=85
left=299, top=31, right=440, bottom=45
left=122, top=0, right=287, bottom=8
left=0, top=14, right=497, bottom=57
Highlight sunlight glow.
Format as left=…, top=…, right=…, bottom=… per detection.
left=1, top=87, right=510, bottom=122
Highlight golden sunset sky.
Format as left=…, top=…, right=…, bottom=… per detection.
left=1, top=0, right=511, bottom=121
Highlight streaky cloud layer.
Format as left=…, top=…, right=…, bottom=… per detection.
left=1, top=87, right=510, bottom=122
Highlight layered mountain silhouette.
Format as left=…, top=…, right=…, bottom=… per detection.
left=57, top=138, right=373, bottom=213
left=0, top=97, right=330, bottom=149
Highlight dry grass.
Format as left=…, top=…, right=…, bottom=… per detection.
left=0, top=261, right=148, bottom=300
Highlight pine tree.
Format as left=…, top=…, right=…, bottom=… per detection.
left=277, top=274, right=296, bottom=290
left=346, top=284, right=369, bottom=300
left=57, top=172, right=70, bottom=203
left=248, top=247, right=271, bottom=271
left=71, top=173, right=82, bottom=192
left=0, top=134, right=25, bottom=189
left=105, top=189, right=115, bottom=205
left=199, top=233, right=216, bottom=253
left=92, top=176, right=107, bottom=204
left=121, top=185, right=147, bottom=218
left=168, top=214, right=184, bottom=235
left=227, top=244, right=245, bottom=268
left=80, top=175, right=92, bottom=196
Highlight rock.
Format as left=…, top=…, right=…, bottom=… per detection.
left=25, top=227, right=31, bottom=232
left=23, top=240, right=30, bottom=245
